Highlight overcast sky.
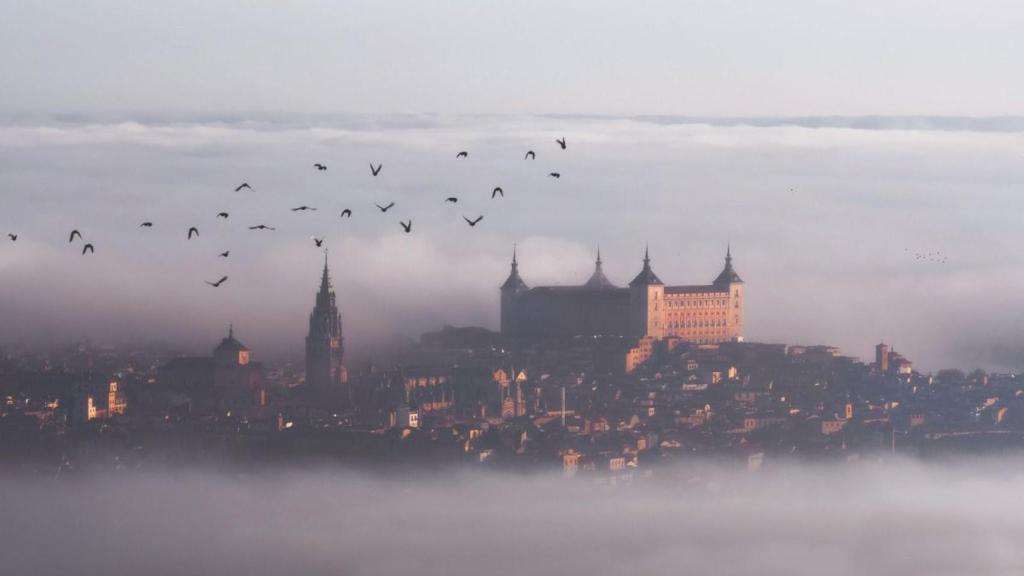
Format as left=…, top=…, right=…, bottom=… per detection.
left=1, top=0, right=1022, bottom=117
left=1, top=2, right=1023, bottom=371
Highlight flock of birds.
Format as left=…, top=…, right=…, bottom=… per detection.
left=4, top=137, right=572, bottom=289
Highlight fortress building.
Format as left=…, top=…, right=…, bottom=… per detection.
left=501, top=245, right=744, bottom=344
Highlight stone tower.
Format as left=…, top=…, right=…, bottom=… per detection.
left=500, top=246, right=529, bottom=335
left=628, top=245, right=665, bottom=338
left=305, top=253, right=345, bottom=396
left=713, top=244, right=744, bottom=341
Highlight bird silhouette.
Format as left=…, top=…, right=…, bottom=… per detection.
left=248, top=224, right=276, bottom=231
left=206, top=276, right=228, bottom=287
left=340, top=209, right=352, bottom=218
left=548, top=172, right=561, bottom=178
left=7, top=233, right=17, bottom=241
left=492, top=187, right=504, bottom=199
left=312, top=237, right=324, bottom=247
left=445, top=197, right=458, bottom=203
left=234, top=182, right=253, bottom=192
left=556, top=137, right=566, bottom=149
left=217, top=212, right=229, bottom=219
left=140, top=222, right=153, bottom=228
left=314, top=163, right=327, bottom=171
left=370, top=163, right=382, bottom=176
left=291, top=206, right=317, bottom=212
left=81, top=243, right=94, bottom=255
left=376, top=202, right=395, bottom=213
left=68, top=230, right=82, bottom=243
left=464, top=215, right=484, bottom=227
left=400, top=220, right=412, bottom=233
left=219, top=251, right=230, bottom=258
left=188, top=227, right=199, bottom=239
left=525, top=150, right=535, bottom=160
left=456, top=151, right=468, bottom=158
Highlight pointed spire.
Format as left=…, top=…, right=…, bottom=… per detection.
left=228, top=323, right=234, bottom=339
left=502, top=244, right=528, bottom=291
left=630, top=243, right=663, bottom=286
left=714, top=243, right=743, bottom=286
left=584, top=244, right=615, bottom=289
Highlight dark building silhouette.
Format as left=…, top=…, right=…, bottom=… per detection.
left=501, top=245, right=744, bottom=344
left=154, top=326, right=266, bottom=413
left=305, top=253, right=346, bottom=396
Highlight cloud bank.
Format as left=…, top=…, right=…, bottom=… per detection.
left=2, top=115, right=1024, bottom=370
left=1, top=460, right=1023, bottom=575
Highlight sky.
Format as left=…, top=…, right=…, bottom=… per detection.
left=1, top=1, right=1023, bottom=370
left=3, top=460, right=1024, bottom=575
left=1, top=0, right=1022, bottom=117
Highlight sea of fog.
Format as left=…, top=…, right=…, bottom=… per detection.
left=1, top=458, right=1023, bottom=575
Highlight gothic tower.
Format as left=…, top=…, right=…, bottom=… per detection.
left=305, top=253, right=346, bottom=397
left=629, top=245, right=665, bottom=338
left=713, top=244, right=744, bottom=341
left=500, top=245, right=529, bottom=335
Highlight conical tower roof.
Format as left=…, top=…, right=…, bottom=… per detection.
left=713, top=244, right=743, bottom=286
left=583, top=247, right=617, bottom=289
left=629, top=244, right=663, bottom=286
left=501, top=245, right=529, bottom=291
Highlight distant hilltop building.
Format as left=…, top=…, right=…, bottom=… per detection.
left=305, top=253, right=347, bottom=397
left=155, top=326, right=267, bottom=412
left=501, top=245, right=744, bottom=344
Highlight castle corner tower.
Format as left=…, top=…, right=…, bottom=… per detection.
left=500, top=245, right=529, bottom=335
left=628, top=245, right=665, bottom=339
left=713, top=244, right=744, bottom=341
left=305, top=253, right=346, bottom=397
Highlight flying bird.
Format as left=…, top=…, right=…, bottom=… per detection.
left=68, top=230, right=82, bottom=243
left=456, top=151, right=468, bottom=158
left=370, top=163, right=382, bottom=176
left=445, top=197, right=458, bottom=203
left=492, top=187, right=504, bottom=199
left=206, top=276, right=228, bottom=287
left=7, top=233, right=16, bottom=241
left=140, top=222, right=153, bottom=228
left=248, top=224, right=276, bottom=231
left=81, top=243, right=94, bottom=255
left=291, top=206, right=317, bottom=212
left=219, top=251, right=230, bottom=258
left=340, top=209, right=352, bottom=218
left=548, top=172, right=561, bottom=178
left=376, top=202, right=395, bottom=213
left=217, top=212, right=229, bottom=219
left=234, top=182, right=253, bottom=192
left=187, top=227, right=199, bottom=239
left=314, top=163, right=327, bottom=171
left=556, top=137, right=566, bottom=149
left=312, top=237, right=324, bottom=247
left=400, top=220, right=412, bottom=233
left=525, top=150, right=535, bottom=160
left=464, top=215, right=483, bottom=227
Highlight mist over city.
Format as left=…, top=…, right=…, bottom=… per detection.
left=3, top=1, right=1024, bottom=574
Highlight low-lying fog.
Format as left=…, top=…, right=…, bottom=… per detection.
left=2, top=459, right=1022, bottom=575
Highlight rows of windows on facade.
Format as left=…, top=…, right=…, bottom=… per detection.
left=500, top=245, right=743, bottom=344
